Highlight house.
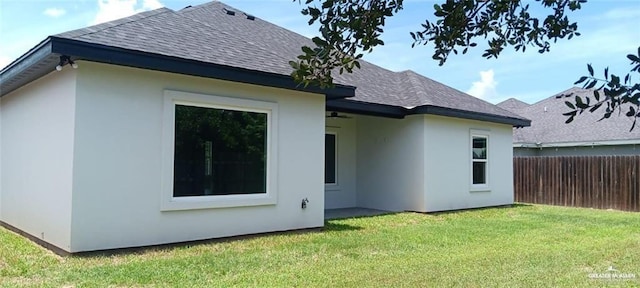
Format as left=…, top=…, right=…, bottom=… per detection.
left=497, top=87, right=640, bottom=156
left=0, top=1, right=529, bottom=254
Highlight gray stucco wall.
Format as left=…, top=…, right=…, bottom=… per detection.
left=514, top=144, right=640, bottom=157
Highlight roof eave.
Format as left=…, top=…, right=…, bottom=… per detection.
left=327, top=100, right=533, bottom=126
left=411, top=105, right=532, bottom=127
left=326, top=99, right=406, bottom=119
left=1, top=37, right=355, bottom=99
left=0, top=38, right=57, bottom=96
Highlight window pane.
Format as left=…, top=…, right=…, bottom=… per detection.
left=472, top=162, right=486, bottom=184
left=173, top=105, right=267, bottom=197
left=472, top=137, right=487, bottom=159
left=325, top=134, right=336, bottom=184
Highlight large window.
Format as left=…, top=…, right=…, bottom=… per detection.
left=325, top=133, right=337, bottom=185
left=471, top=133, right=488, bottom=187
left=173, top=105, right=267, bottom=197
left=161, top=90, right=278, bottom=210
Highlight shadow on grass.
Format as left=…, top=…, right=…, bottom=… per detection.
left=73, top=226, right=328, bottom=258
left=426, top=203, right=531, bottom=216
left=323, top=222, right=363, bottom=232
left=322, top=211, right=401, bottom=231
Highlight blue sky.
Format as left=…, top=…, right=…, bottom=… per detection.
left=0, top=0, right=638, bottom=104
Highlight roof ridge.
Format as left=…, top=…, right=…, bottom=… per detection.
left=179, top=0, right=223, bottom=12
left=532, top=86, right=585, bottom=105
left=56, top=8, right=173, bottom=39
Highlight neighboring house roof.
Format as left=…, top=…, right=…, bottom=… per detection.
left=496, top=98, right=530, bottom=111
left=0, top=1, right=529, bottom=127
left=499, top=87, right=640, bottom=147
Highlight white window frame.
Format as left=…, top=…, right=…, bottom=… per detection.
left=324, top=131, right=338, bottom=187
left=470, top=129, right=490, bottom=192
left=161, top=90, right=279, bottom=211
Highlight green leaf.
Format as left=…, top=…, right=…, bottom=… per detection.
left=301, top=46, right=314, bottom=54
left=564, top=101, right=575, bottom=109
left=589, top=103, right=602, bottom=113
left=574, top=76, right=587, bottom=85
left=587, top=63, right=594, bottom=76
left=627, top=54, right=640, bottom=63
left=611, top=75, right=620, bottom=85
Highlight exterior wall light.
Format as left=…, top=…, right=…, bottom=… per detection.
left=55, top=55, right=77, bottom=71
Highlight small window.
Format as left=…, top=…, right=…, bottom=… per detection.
left=173, top=105, right=267, bottom=197
left=471, top=134, right=489, bottom=187
left=325, top=133, right=337, bottom=184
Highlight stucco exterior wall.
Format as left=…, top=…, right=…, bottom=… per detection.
left=355, top=115, right=426, bottom=212
left=423, top=115, right=514, bottom=212
left=325, top=115, right=357, bottom=209
left=514, top=145, right=640, bottom=157
left=0, top=69, right=76, bottom=251
left=70, top=62, right=325, bottom=252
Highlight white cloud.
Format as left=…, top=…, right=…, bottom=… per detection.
left=467, top=69, right=498, bottom=101
left=43, top=8, right=66, bottom=18
left=93, top=0, right=163, bottom=25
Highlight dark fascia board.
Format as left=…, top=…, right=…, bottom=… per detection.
left=411, top=105, right=531, bottom=127
left=327, top=99, right=407, bottom=119
left=326, top=99, right=531, bottom=126
left=0, top=39, right=52, bottom=84
left=1, top=37, right=355, bottom=99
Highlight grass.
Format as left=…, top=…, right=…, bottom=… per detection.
left=1, top=204, right=639, bottom=287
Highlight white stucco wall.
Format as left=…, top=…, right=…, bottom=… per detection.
left=70, top=62, right=325, bottom=252
left=355, top=115, right=426, bottom=212
left=325, top=115, right=357, bottom=209
left=423, top=115, right=514, bottom=212
left=0, top=69, right=76, bottom=250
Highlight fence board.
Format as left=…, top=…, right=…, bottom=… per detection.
left=514, top=155, right=640, bottom=212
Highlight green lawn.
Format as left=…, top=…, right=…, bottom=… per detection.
left=1, top=204, right=639, bottom=287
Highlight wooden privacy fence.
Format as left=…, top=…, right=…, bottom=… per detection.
left=514, top=156, right=640, bottom=212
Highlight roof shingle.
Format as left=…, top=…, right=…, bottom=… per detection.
left=52, top=1, right=525, bottom=123
left=506, top=87, right=640, bottom=144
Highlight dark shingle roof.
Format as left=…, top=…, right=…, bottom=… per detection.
left=509, top=87, right=640, bottom=145
left=497, top=98, right=530, bottom=113
left=45, top=1, right=526, bottom=124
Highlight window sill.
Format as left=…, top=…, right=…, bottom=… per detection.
left=325, top=183, right=341, bottom=192
left=470, top=185, right=491, bottom=192
left=160, top=194, right=276, bottom=211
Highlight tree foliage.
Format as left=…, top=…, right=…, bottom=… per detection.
left=290, top=0, right=639, bottom=130
left=290, top=0, right=585, bottom=88
left=564, top=47, right=640, bottom=131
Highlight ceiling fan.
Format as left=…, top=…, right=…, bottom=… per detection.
left=326, top=111, right=352, bottom=119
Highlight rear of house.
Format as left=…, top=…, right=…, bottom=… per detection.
left=0, top=1, right=529, bottom=253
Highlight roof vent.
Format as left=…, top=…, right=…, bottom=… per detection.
left=223, top=8, right=235, bottom=15
left=245, top=13, right=255, bottom=20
